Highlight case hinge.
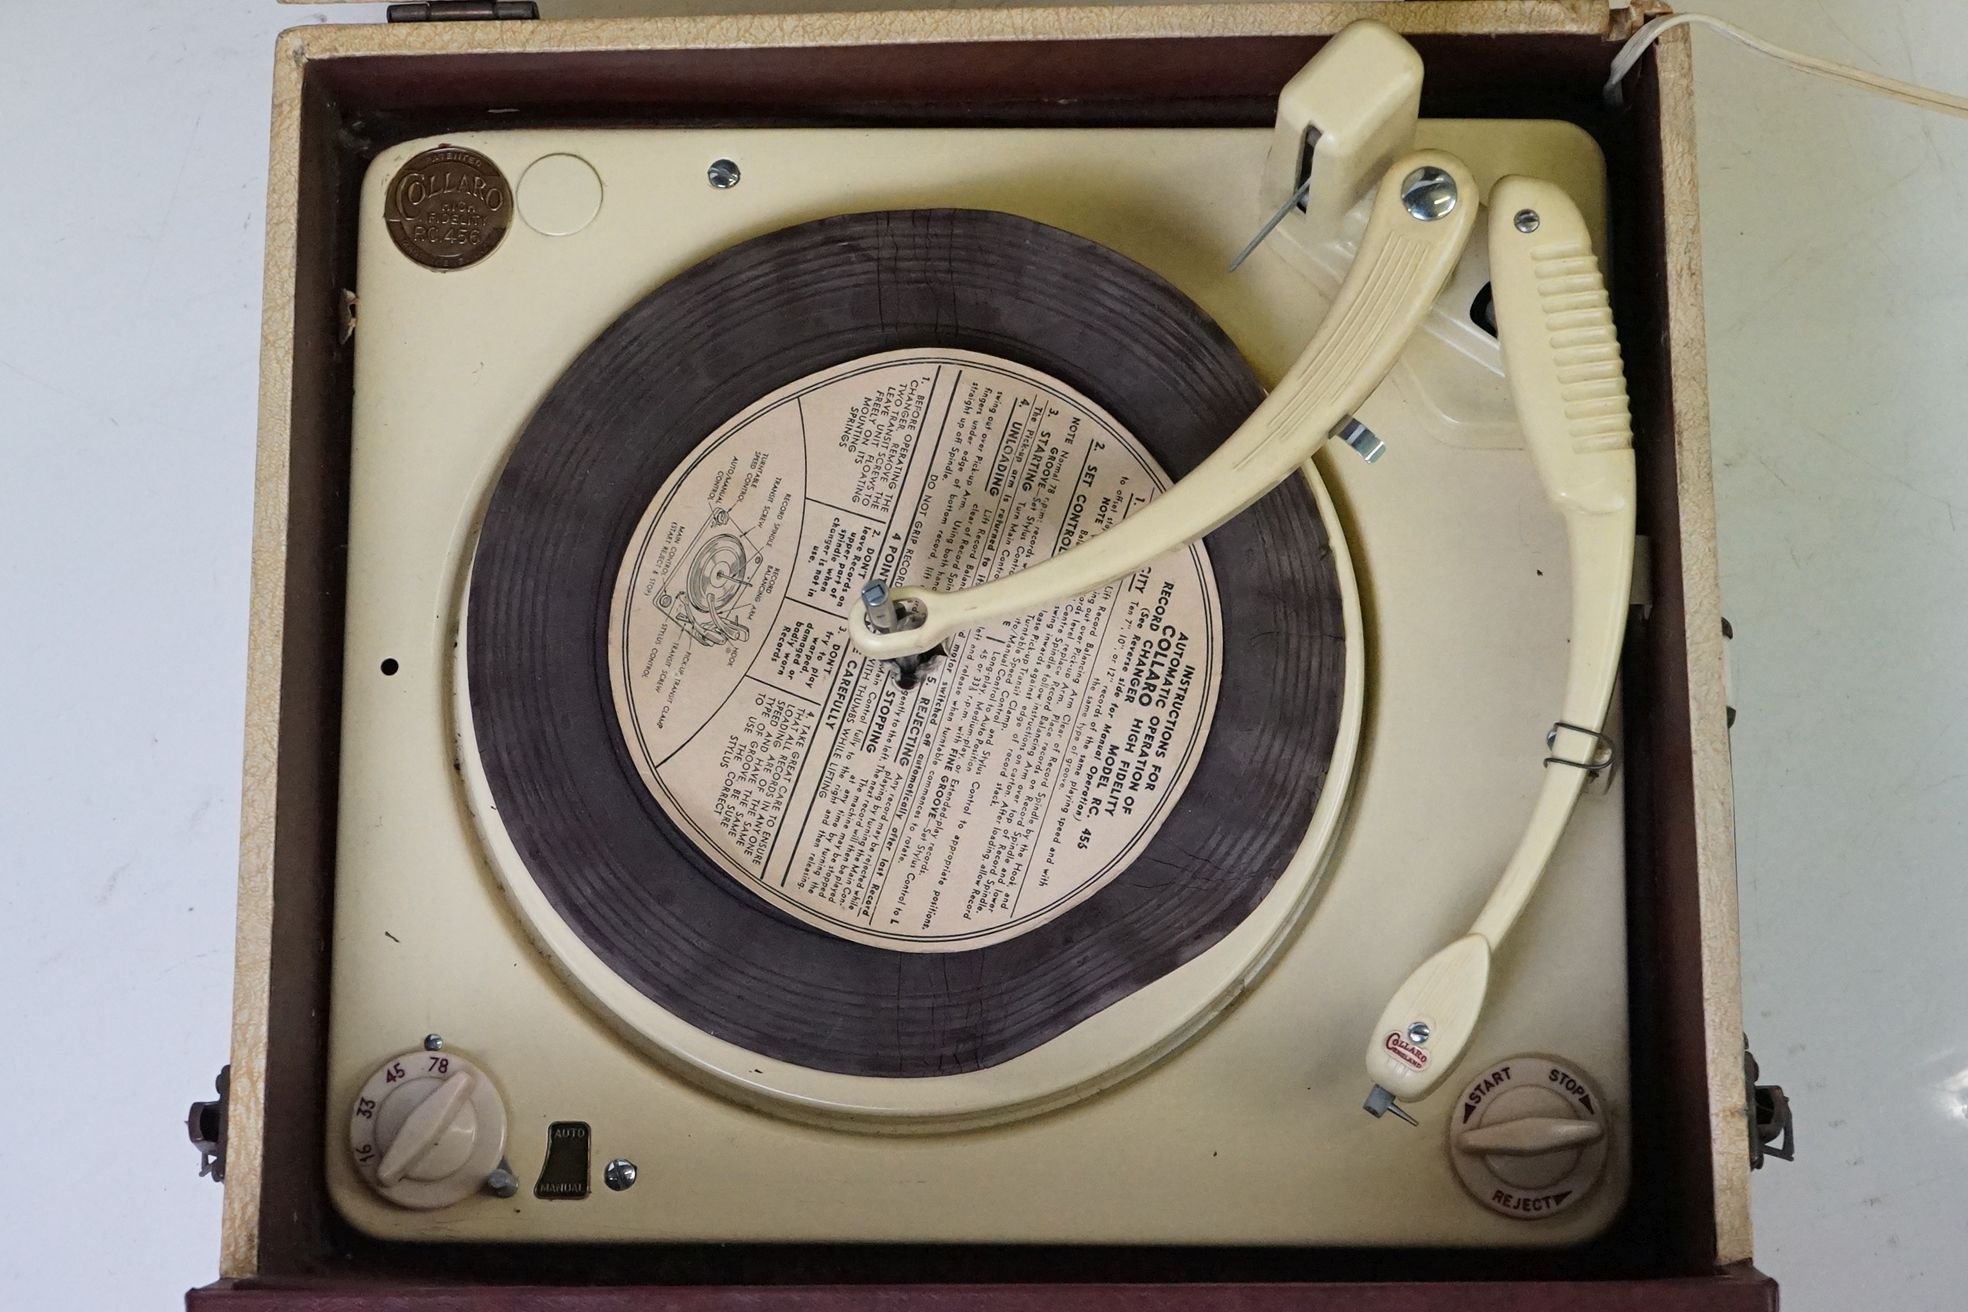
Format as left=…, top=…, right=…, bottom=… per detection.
left=388, top=1, right=539, bottom=21
left=1613, top=2, right=1675, bottom=41
left=187, top=1064, right=231, bottom=1182
left=1721, top=616, right=1738, bottom=729
left=1744, top=1040, right=1795, bottom=1169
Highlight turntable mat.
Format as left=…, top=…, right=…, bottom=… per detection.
left=466, top=210, right=1346, bottom=1077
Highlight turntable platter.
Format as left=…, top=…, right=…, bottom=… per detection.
left=459, top=210, right=1355, bottom=1120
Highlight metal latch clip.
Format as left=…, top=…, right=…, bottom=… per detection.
left=187, top=1065, right=231, bottom=1182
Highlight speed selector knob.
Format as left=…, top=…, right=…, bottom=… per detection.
left=1448, top=1056, right=1608, bottom=1219
left=349, top=1044, right=508, bottom=1209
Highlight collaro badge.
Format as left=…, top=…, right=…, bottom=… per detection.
left=383, top=146, right=512, bottom=271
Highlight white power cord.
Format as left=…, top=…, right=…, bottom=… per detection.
left=1607, top=13, right=1968, bottom=117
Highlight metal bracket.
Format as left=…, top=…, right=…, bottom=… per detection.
left=388, top=1, right=539, bottom=21
left=187, top=1065, right=231, bottom=1183
left=1543, top=721, right=1616, bottom=776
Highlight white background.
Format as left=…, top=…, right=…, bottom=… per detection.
left=2, top=1, right=1964, bottom=1306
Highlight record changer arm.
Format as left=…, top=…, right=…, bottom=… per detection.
left=1363, top=176, right=1634, bottom=1123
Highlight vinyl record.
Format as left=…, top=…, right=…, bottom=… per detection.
left=464, top=209, right=1347, bottom=1080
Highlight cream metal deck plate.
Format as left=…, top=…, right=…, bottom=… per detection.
left=331, top=122, right=1625, bottom=1246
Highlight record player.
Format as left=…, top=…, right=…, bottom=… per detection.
left=201, top=3, right=1765, bottom=1306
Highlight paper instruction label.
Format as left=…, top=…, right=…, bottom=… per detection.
left=608, top=350, right=1223, bottom=951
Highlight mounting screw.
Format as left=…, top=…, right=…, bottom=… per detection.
left=423, top=1034, right=444, bottom=1051
left=485, top=1165, right=519, bottom=1198
left=1399, top=166, right=1458, bottom=221
left=707, top=158, right=741, bottom=190
left=603, top=1158, right=639, bottom=1192
left=1514, top=208, right=1542, bottom=234
left=1406, top=1021, right=1432, bottom=1046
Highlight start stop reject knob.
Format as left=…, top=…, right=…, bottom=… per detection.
left=1448, top=1055, right=1608, bottom=1219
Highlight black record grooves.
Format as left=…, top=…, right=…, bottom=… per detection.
left=466, top=210, right=1346, bottom=1078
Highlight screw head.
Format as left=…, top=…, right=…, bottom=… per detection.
left=1399, top=166, right=1458, bottom=221
left=707, top=158, right=741, bottom=190
left=1406, top=1021, right=1432, bottom=1046
left=1514, top=208, right=1542, bottom=234
left=860, top=580, right=889, bottom=608
left=423, top=1034, right=444, bottom=1051
left=603, top=1158, right=638, bottom=1192
left=485, top=1166, right=519, bottom=1199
